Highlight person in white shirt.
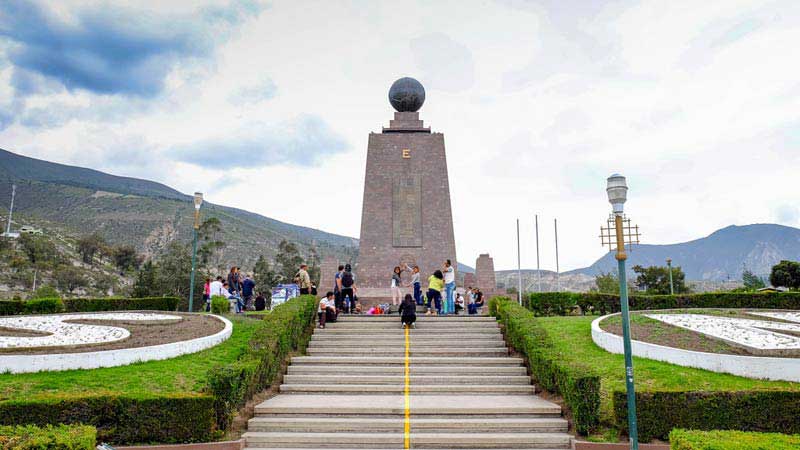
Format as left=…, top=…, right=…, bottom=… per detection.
left=209, top=276, right=224, bottom=297
left=318, top=292, right=337, bottom=328
left=443, top=259, right=456, bottom=314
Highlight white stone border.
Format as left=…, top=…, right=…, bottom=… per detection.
left=591, top=313, right=800, bottom=382
left=0, top=314, right=233, bottom=374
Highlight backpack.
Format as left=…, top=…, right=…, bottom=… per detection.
left=341, top=271, right=354, bottom=288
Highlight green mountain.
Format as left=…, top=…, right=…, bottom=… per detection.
left=0, top=148, right=358, bottom=270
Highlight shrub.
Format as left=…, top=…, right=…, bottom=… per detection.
left=613, top=390, right=800, bottom=442
left=0, top=424, right=96, bottom=450
left=22, top=298, right=64, bottom=315
left=30, top=285, right=59, bottom=300
left=206, top=294, right=316, bottom=430
left=62, top=296, right=179, bottom=312
left=490, top=296, right=600, bottom=434
left=0, top=300, right=24, bottom=316
left=669, top=429, right=800, bottom=450
left=210, top=295, right=229, bottom=315
left=0, top=395, right=213, bottom=445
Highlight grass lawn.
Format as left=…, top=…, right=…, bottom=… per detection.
left=0, top=315, right=261, bottom=401
left=537, top=316, right=800, bottom=425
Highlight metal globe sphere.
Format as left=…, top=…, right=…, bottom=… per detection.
left=388, top=77, right=425, bottom=112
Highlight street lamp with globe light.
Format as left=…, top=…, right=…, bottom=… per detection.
left=189, top=192, right=203, bottom=313
left=601, top=174, right=640, bottom=449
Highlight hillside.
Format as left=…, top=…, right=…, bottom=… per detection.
left=573, top=223, right=800, bottom=281
left=0, top=148, right=358, bottom=271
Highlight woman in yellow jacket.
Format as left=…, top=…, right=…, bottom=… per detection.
left=426, top=270, right=444, bottom=315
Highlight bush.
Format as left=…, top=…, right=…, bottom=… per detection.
left=206, top=294, right=316, bottom=430
left=210, top=295, right=229, bottom=315
left=0, top=300, right=24, bottom=316
left=30, top=286, right=59, bottom=300
left=490, top=296, right=600, bottom=434
left=613, top=390, right=800, bottom=442
left=62, top=297, right=179, bottom=312
left=525, top=291, right=800, bottom=316
left=669, top=429, right=800, bottom=450
left=22, top=298, right=64, bottom=315
left=0, top=395, right=213, bottom=445
left=0, top=424, right=96, bottom=450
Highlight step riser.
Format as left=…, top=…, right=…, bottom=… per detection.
left=306, top=350, right=508, bottom=356
left=249, top=425, right=567, bottom=433
left=280, top=386, right=536, bottom=394
left=291, top=357, right=523, bottom=366
left=287, top=366, right=528, bottom=375
left=309, top=338, right=506, bottom=344
left=315, top=329, right=502, bottom=334
left=244, top=437, right=570, bottom=448
left=284, top=376, right=531, bottom=385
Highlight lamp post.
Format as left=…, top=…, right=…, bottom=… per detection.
left=666, top=258, right=674, bottom=295
left=189, top=192, right=203, bottom=313
left=606, top=174, right=639, bottom=449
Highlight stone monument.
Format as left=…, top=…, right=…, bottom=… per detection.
left=355, top=77, right=457, bottom=301
left=475, top=253, right=503, bottom=298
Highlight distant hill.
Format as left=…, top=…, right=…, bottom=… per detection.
left=0, top=148, right=358, bottom=270
left=572, top=223, right=800, bottom=281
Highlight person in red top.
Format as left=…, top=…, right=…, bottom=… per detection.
left=203, top=278, right=211, bottom=312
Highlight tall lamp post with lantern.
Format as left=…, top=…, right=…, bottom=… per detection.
left=189, top=192, right=204, bottom=313
left=600, top=174, right=640, bottom=449
left=666, top=258, right=674, bottom=295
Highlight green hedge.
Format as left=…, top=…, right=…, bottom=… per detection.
left=613, top=390, right=800, bottom=442
left=670, top=429, right=800, bottom=450
left=0, top=297, right=179, bottom=316
left=524, top=291, right=800, bottom=316
left=210, top=295, right=228, bottom=315
left=206, top=294, right=316, bottom=430
left=490, top=296, right=600, bottom=434
left=0, top=424, right=96, bottom=450
left=0, top=395, right=211, bottom=444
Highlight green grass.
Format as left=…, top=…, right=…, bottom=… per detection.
left=0, top=315, right=261, bottom=401
left=537, top=316, right=800, bottom=424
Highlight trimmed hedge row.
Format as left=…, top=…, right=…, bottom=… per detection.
left=490, top=296, right=600, bottom=434
left=669, top=429, right=800, bottom=450
left=524, top=291, right=800, bottom=316
left=0, top=297, right=180, bottom=315
left=0, top=395, right=212, bottom=444
left=613, top=390, right=800, bottom=442
left=0, top=424, right=96, bottom=450
left=206, top=294, right=317, bottom=431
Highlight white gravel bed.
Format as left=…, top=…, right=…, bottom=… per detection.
left=644, top=313, right=800, bottom=350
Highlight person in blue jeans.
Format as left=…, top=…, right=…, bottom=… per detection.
left=426, top=270, right=444, bottom=315
left=443, top=259, right=456, bottom=314
left=409, top=265, right=423, bottom=306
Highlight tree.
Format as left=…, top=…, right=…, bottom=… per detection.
left=197, top=217, right=226, bottom=270
left=770, top=260, right=800, bottom=289
left=18, top=234, right=58, bottom=265
left=31, top=285, right=59, bottom=299
left=594, top=272, right=619, bottom=294
left=131, top=260, right=158, bottom=297
left=112, top=245, right=140, bottom=272
left=54, top=265, right=87, bottom=293
left=253, top=255, right=281, bottom=293
left=742, top=268, right=766, bottom=291
left=275, top=240, right=303, bottom=283
left=153, top=241, right=194, bottom=300
left=632, top=264, right=689, bottom=295
left=76, top=233, right=107, bottom=265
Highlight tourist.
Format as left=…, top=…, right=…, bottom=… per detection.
left=455, top=292, right=464, bottom=315
left=442, top=260, right=455, bottom=314
left=391, top=266, right=403, bottom=306
left=469, top=289, right=485, bottom=315
left=399, top=293, right=416, bottom=328
left=203, top=278, right=211, bottom=312
left=222, top=281, right=244, bottom=313
left=242, top=274, right=256, bottom=310
left=334, top=264, right=344, bottom=310
left=254, top=291, right=267, bottom=311
left=426, top=270, right=444, bottom=315
left=294, top=263, right=312, bottom=295
left=340, top=264, right=356, bottom=313
left=227, top=266, right=242, bottom=297
left=409, top=265, right=422, bottom=306
left=318, top=292, right=337, bottom=328
left=209, top=276, right=224, bottom=299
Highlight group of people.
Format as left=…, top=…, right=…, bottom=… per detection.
left=203, top=266, right=269, bottom=313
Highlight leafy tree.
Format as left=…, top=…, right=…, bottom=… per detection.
left=742, top=268, right=766, bottom=291
left=153, top=241, right=194, bottom=300
left=112, top=245, right=140, bottom=272
left=93, top=274, right=116, bottom=294
left=31, top=285, right=59, bottom=299
left=18, top=234, right=58, bottom=265
left=54, top=265, right=87, bottom=293
left=197, top=217, right=226, bottom=270
left=132, top=260, right=158, bottom=297
left=275, top=240, right=303, bottom=283
left=632, top=264, right=689, bottom=295
left=76, top=233, right=107, bottom=265
left=253, top=255, right=281, bottom=291
left=770, top=260, right=800, bottom=289
left=594, top=272, right=619, bottom=294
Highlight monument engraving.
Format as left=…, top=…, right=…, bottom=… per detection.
left=393, top=175, right=422, bottom=247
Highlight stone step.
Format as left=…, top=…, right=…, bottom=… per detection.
left=306, top=348, right=508, bottom=357
left=290, top=356, right=523, bottom=366
left=307, top=342, right=506, bottom=349
left=247, top=417, right=567, bottom=433
left=335, top=316, right=497, bottom=322
left=283, top=375, right=531, bottom=385
left=323, top=322, right=499, bottom=329
left=255, top=395, right=562, bottom=416
left=309, top=336, right=505, bottom=344
left=287, top=365, right=528, bottom=376
left=314, top=328, right=501, bottom=335
left=242, top=431, right=571, bottom=448
left=280, top=384, right=535, bottom=395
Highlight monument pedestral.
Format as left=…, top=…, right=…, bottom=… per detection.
left=355, top=78, right=457, bottom=302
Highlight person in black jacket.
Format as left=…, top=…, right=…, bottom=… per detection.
left=399, top=294, right=416, bottom=328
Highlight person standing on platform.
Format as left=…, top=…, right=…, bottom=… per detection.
left=391, top=266, right=403, bottom=306
left=443, top=260, right=455, bottom=314
left=340, top=264, right=357, bottom=313
left=334, top=265, right=345, bottom=311
left=426, top=270, right=444, bottom=315
left=409, top=266, right=422, bottom=306
left=295, top=263, right=312, bottom=295
left=242, top=274, right=256, bottom=310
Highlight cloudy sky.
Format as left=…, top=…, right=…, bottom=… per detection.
left=1, top=0, right=799, bottom=271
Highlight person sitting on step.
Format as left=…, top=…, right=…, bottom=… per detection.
left=317, top=292, right=337, bottom=328
left=399, top=293, right=416, bottom=328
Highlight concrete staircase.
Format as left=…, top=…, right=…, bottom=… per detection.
left=244, top=315, right=572, bottom=449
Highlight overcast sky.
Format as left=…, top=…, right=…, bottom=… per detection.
left=1, top=0, right=799, bottom=271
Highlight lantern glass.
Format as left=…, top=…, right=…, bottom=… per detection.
left=193, top=192, right=204, bottom=210
left=606, top=174, right=628, bottom=214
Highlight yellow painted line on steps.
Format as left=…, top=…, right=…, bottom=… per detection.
left=404, top=325, right=411, bottom=449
